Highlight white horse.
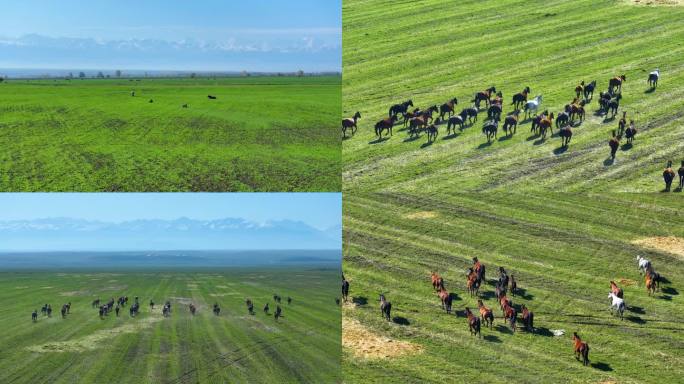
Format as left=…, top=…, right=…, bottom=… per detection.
left=608, top=292, right=625, bottom=320
left=636, top=255, right=651, bottom=275
left=523, top=95, right=542, bottom=118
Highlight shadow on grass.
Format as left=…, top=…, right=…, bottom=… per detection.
left=644, top=87, right=656, bottom=94
left=591, top=362, right=613, bottom=372
left=403, top=135, right=421, bottom=143
left=477, top=141, right=492, bottom=149
left=553, top=145, right=568, bottom=155
left=495, top=324, right=513, bottom=334
left=442, top=132, right=460, bottom=140
left=449, top=292, right=461, bottom=302
left=526, top=134, right=538, bottom=141
left=626, top=315, right=646, bottom=324
left=628, top=306, right=645, bottom=314
left=368, top=137, right=389, bottom=144
left=480, top=291, right=497, bottom=300
left=621, top=143, right=633, bottom=151
left=483, top=334, right=502, bottom=343
left=662, top=287, right=678, bottom=295
left=352, top=296, right=368, bottom=306
left=498, top=134, right=513, bottom=142
left=535, top=327, right=554, bottom=337
left=513, top=288, right=534, bottom=300
left=392, top=316, right=410, bottom=326
left=603, top=157, right=616, bottom=166
left=660, top=295, right=672, bottom=301
left=420, top=141, right=434, bottom=149
left=533, top=138, right=546, bottom=146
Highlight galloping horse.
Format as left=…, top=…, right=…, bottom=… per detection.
left=431, top=272, right=445, bottom=291
left=523, top=95, right=542, bottom=119
left=521, top=304, right=534, bottom=332
left=645, top=272, right=657, bottom=296
left=487, top=103, right=502, bottom=121
left=482, top=120, right=498, bottom=143
left=610, top=281, right=623, bottom=298
left=477, top=299, right=494, bottom=329
left=275, top=305, right=282, bottom=321
left=460, top=107, right=478, bottom=124
left=609, top=130, right=621, bottom=160
left=379, top=294, right=392, bottom=321
left=438, top=288, right=452, bottom=314
left=409, top=115, right=429, bottom=138
left=511, top=86, right=530, bottom=109
left=648, top=68, right=659, bottom=89
left=608, top=292, right=625, bottom=320
left=389, top=100, right=413, bottom=118
left=472, top=86, right=496, bottom=109
left=572, top=332, right=590, bottom=366
left=607, top=94, right=622, bottom=118
left=663, top=161, right=676, bottom=191
left=609, top=74, right=626, bottom=94
left=583, top=80, right=597, bottom=100
left=447, top=115, right=465, bottom=134
left=465, top=307, right=481, bottom=338
left=636, top=255, right=651, bottom=275
left=439, top=98, right=459, bottom=120
left=618, top=112, right=628, bottom=136
left=559, top=126, right=573, bottom=147
left=425, top=123, right=438, bottom=143
left=375, top=115, right=397, bottom=138
left=342, top=112, right=361, bottom=138
left=575, top=81, right=585, bottom=99
left=189, top=303, right=197, bottom=316
left=502, top=301, right=517, bottom=332
left=625, top=121, right=637, bottom=144
left=510, top=274, right=517, bottom=297
left=502, top=110, right=520, bottom=136
left=538, top=112, right=554, bottom=139
left=213, top=303, right=221, bottom=316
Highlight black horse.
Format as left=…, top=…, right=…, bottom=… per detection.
left=460, top=107, right=478, bottom=124
left=583, top=80, right=596, bottom=100
left=32, top=310, right=38, bottom=322
left=379, top=294, right=392, bottom=321
left=664, top=161, right=676, bottom=191
left=482, top=119, right=498, bottom=143
left=389, top=100, right=413, bottom=118
left=511, top=86, right=530, bottom=109
left=213, top=303, right=221, bottom=316
left=678, top=161, right=684, bottom=190
left=275, top=305, right=282, bottom=321
left=439, top=98, right=458, bottom=120
left=207, top=95, right=217, bottom=99
left=342, top=278, right=350, bottom=303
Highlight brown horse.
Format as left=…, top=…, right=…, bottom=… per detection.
left=645, top=272, right=657, bottom=295
left=342, top=112, right=361, bottom=138
left=610, top=281, right=624, bottom=298
left=439, top=98, right=459, bottom=120
left=465, top=307, right=481, bottom=338
left=538, top=112, right=555, bottom=139
left=521, top=304, right=534, bottom=332
left=375, top=115, right=397, bottom=138
left=559, top=126, right=572, bottom=147
left=609, top=74, right=626, bottom=94
left=511, top=87, right=530, bottom=109
left=467, top=272, right=480, bottom=297
left=575, top=81, right=584, bottom=99
left=502, top=302, right=517, bottom=332
left=609, top=130, right=621, bottom=160
left=663, top=161, right=676, bottom=191
left=572, top=332, right=590, bottom=366
left=618, top=111, right=627, bottom=136
left=477, top=299, right=494, bottom=329
left=510, top=274, right=517, bottom=296
left=431, top=272, right=444, bottom=291
left=472, top=86, right=496, bottom=109
left=502, top=110, right=519, bottom=136
left=409, top=115, right=429, bottom=138
left=379, top=294, right=392, bottom=321
left=625, top=121, right=637, bottom=144
left=438, top=288, right=452, bottom=314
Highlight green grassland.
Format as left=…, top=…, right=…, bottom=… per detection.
left=0, top=268, right=340, bottom=384
left=342, top=0, right=684, bottom=193
left=343, top=193, right=684, bottom=383
left=0, top=76, right=340, bottom=191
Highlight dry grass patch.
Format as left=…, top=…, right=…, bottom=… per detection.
left=342, top=317, right=423, bottom=359
left=404, top=211, right=438, bottom=220
left=627, top=0, right=684, bottom=5
left=632, top=236, right=684, bottom=259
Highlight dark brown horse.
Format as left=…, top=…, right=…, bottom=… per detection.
left=511, top=87, right=530, bottom=109
left=583, top=80, right=597, bottom=100
left=678, top=161, right=684, bottom=190
left=375, top=115, right=397, bottom=138
left=609, top=130, right=621, bottom=160
left=625, top=121, right=637, bottom=145
left=409, top=115, right=429, bottom=138
left=482, top=120, right=498, bottom=143
left=472, top=86, right=496, bottom=109
left=575, top=81, right=585, bottom=99
left=389, top=99, right=413, bottom=118
left=663, top=161, right=676, bottom=191
left=439, top=98, right=458, bottom=120
left=465, top=307, right=481, bottom=338
left=618, top=111, right=627, bottom=136
left=559, top=126, right=572, bottom=147
left=502, top=110, right=519, bottom=136
left=447, top=115, right=465, bottom=134
left=609, top=74, right=626, bottom=94
left=431, top=272, right=444, bottom=291
left=379, top=294, right=392, bottom=321
left=607, top=94, right=622, bottom=118
left=342, top=112, right=361, bottom=137
left=460, top=107, right=478, bottom=124
left=572, top=332, right=590, bottom=366
left=342, top=278, right=350, bottom=303
left=538, top=112, right=555, bottom=139
left=521, top=304, right=534, bottom=332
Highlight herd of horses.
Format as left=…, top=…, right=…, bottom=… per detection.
left=342, top=69, right=679, bottom=189
left=31, top=292, right=296, bottom=323
left=342, top=251, right=670, bottom=366
left=130, top=89, right=219, bottom=107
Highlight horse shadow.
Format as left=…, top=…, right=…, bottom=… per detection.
left=477, top=141, right=492, bottom=149
left=498, top=134, right=513, bottom=142
left=625, top=315, right=646, bottom=324
left=483, top=334, right=502, bottom=343
left=591, top=362, right=613, bottom=372
left=449, top=292, right=461, bottom=302
left=534, top=327, right=554, bottom=337
left=513, top=288, right=533, bottom=300
left=369, top=137, right=389, bottom=144
left=479, top=291, right=497, bottom=300
left=403, top=135, right=420, bottom=143
left=662, top=287, right=678, bottom=295
left=659, top=295, right=673, bottom=301
left=420, top=141, right=434, bottom=149
left=392, top=316, right=410, bottom=326
left=526, top=134, right=538, bottom=142
left=603, top=116, right=616, bottom=123
left=660, top=276, right=672, bottom=284
left=352, top=296, right=368, bottom=306
left=442, top=132, right=460, bottom=140
left=621, top=143, right=633, bottom=151
left=553, top=146, right=568, bottom=155
left=603, top=157, right=616, bottom=166
left=495, top=324, right=513, bottom=334
left=533, top=138, right=546, bottom=146
left=644, top=87, right=656, bottom=94
left=628, top=305, right=645, bottom=314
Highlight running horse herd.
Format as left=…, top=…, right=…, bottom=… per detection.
left=342, top=253, right=669, bottom=366
left=343, top=69, right=684, bottom=191
left=31, top=291, right=299, bottom=323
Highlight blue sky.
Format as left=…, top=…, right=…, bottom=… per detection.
left=0, top=0, right=341, bottom=72
left=0, top=193, right=341, bottom=230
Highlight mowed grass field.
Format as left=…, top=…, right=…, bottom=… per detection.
left=0, top=76, right=340, bottom=191
left=0, top=268, right=340, bottom=384
left=343, top=193, right=684, bottom=383
left=342, top=0, right=684, bottom=193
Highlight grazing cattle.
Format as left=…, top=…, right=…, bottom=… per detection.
left=511, top=86, right=530, bottom=109
left=609, top=74, right=626, bottom=94
left=375, top=115, right=397, bottom=138
left=439, top=98, right=458, bottom=120
left=379, top=294, right=392, bottom=321
left=678, top=161, right=684, bottom=190
left=572, top=332, right=590, bottom=366
left=472, top=86, right=496, bottom=109
left=538, top=113, right=555, bottom=139
left=213, top=303, right=221, bottom=316
left=438, top=288, right=452, bottom=314
left=609, top=131, right=621, bottom=160
left=608, top=292, right=625, bottom=320
left=431, top=272, right=445, bottom=291
left=275, top=305, right=282, bottom=321
left=32, top=310, right=38, bottom=322
left=465, top=307, right=481, bottom=338
left=521, top=304, right=534, bottom=332
left=610, top=281, right=624, bottom=299
left=342, top=277, right=350, bottom=303
left=487, top=103, right=502, bottom=121
left=389, top=99, right=413, bottom=118
left=425, top=122, right=438, bottom=143
left=477, top=299, right=494, bottom=330
left=575, top=81, right=585, bottom=99
left=523, top=95, right=542, bottom=119
left=663, top=161, right=676, bottom=191
left=502, top=110, right=519, bottom=136
left=648, top=68, right=659, bottom=89
left=607, top=94, right=622, bottom=118
left=625, top=121, right=637, bottom=144
left=447, top=115, right=465, bottom=134
left=460, top=107, right=478, bottom=124
left=583, top=80, right=597, bottom=100
left=342, top=112, right=361, bottom=138
left=559, top=126, right=572, bottom=147
left=482, top=119, right=498, bottom=143
left=207, top=95, right=217, bottom=99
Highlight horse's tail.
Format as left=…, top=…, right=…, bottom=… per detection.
left=583, top=344, right=590, bottom=365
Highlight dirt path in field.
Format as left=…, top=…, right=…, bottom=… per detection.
left=342, top=317, right=423, bottom=359
left=632, top=236, right=684, bottom=259
left=26, top=315, right=164, bottom=353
